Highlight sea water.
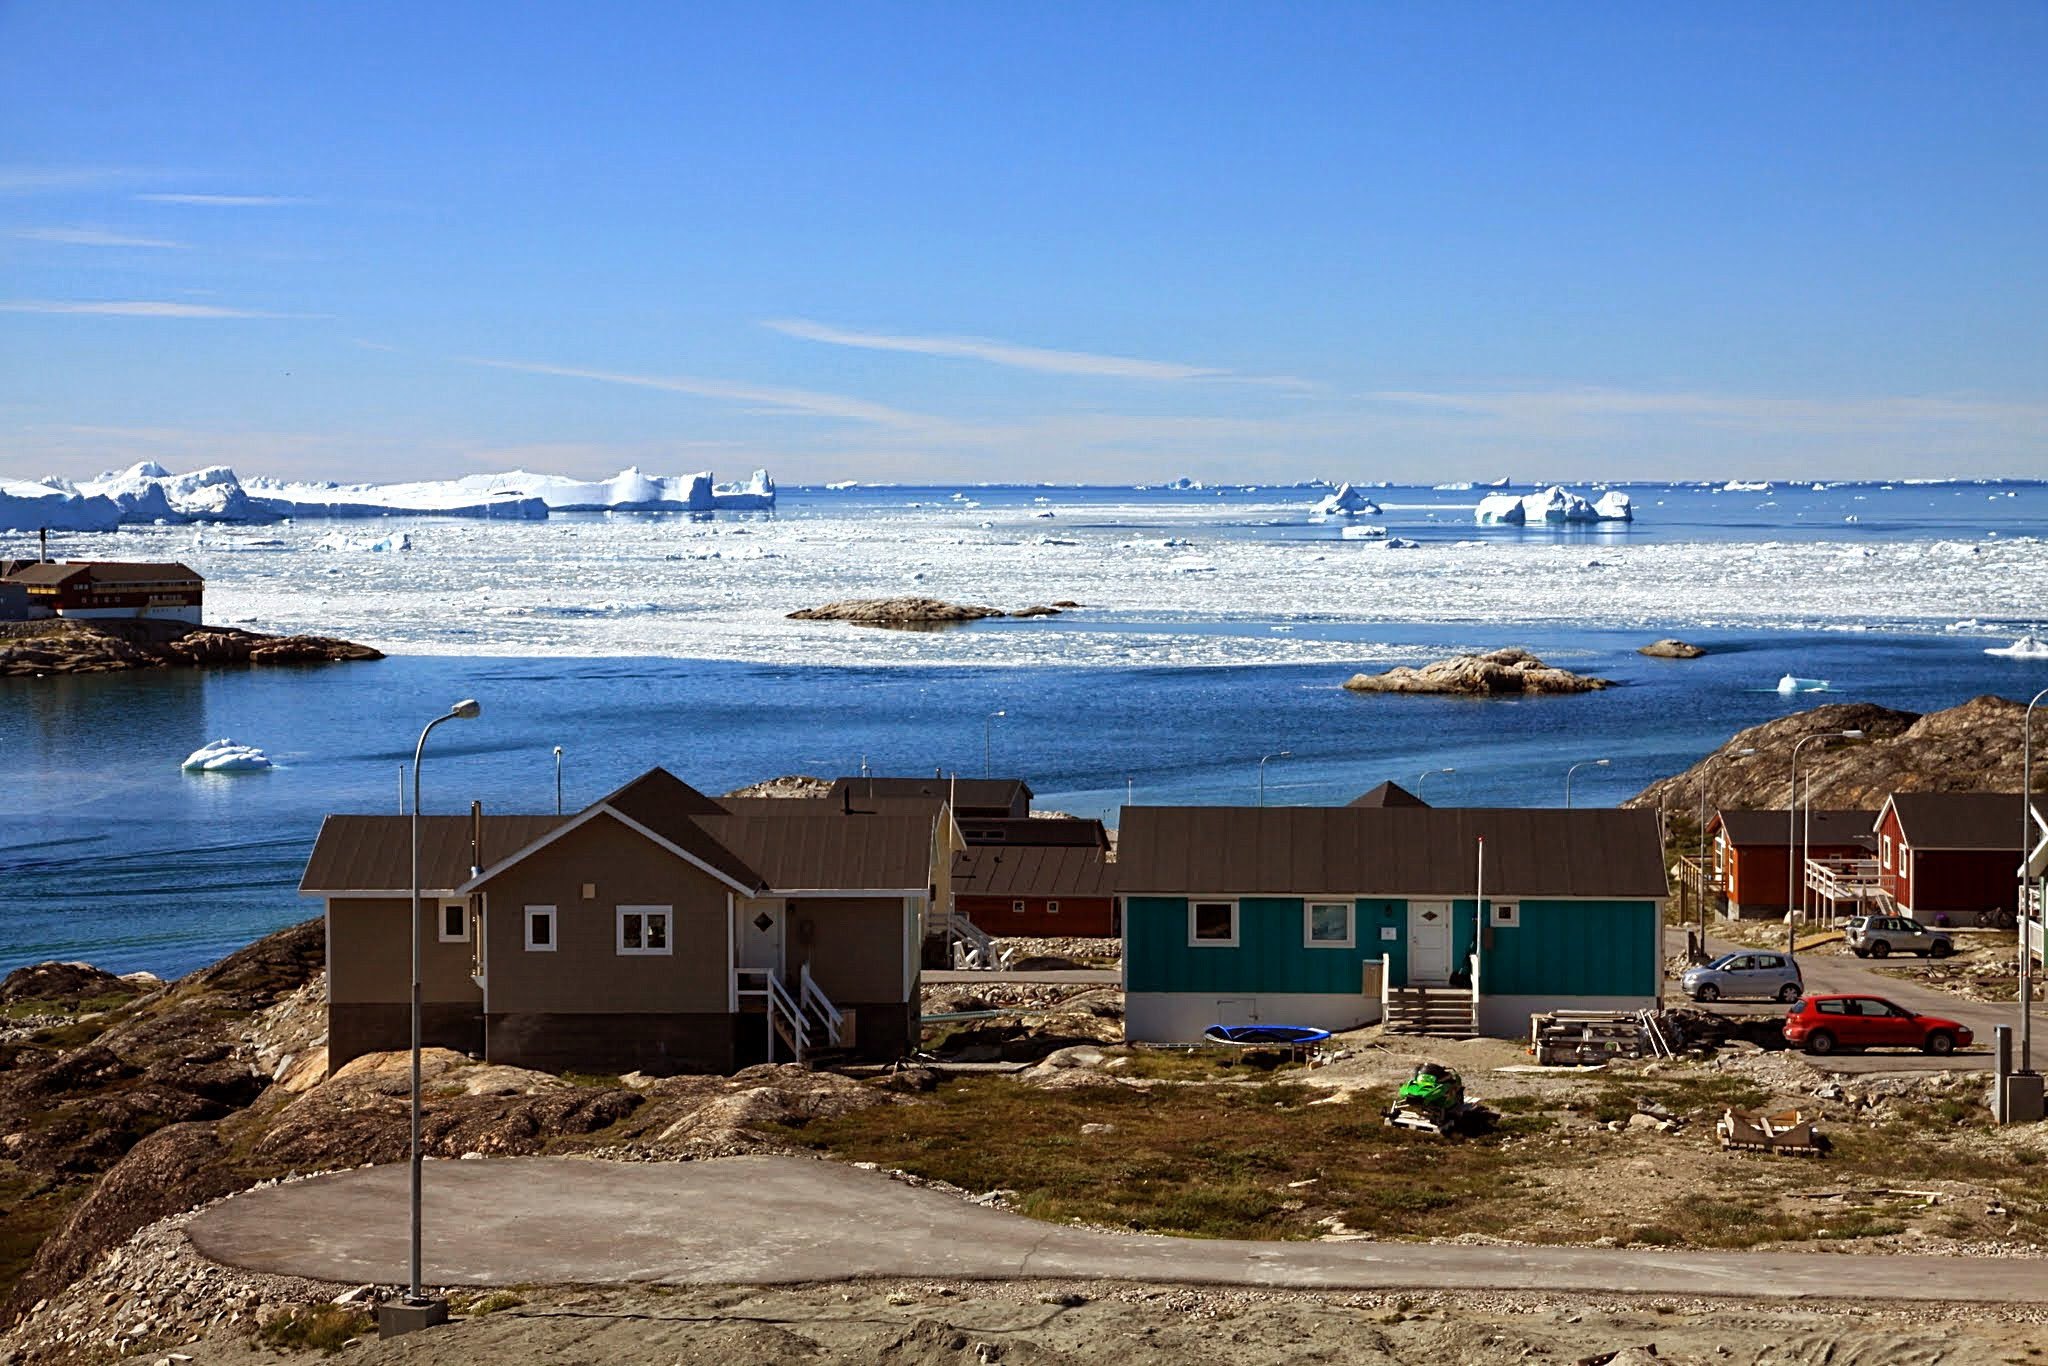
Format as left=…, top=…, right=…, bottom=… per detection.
left=2, top=481, right=2044, bottom=976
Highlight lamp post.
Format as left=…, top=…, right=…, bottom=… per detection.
left=1564, top=758, right=1611, bottom=809
left=2022, top=687, right=2048, bottom=1073
left=1259, top=751, right=1292, bottom=806
left=1697, top=748, right=1759, bottom=939
left=984, top=710, right=1005, bottom=778
left=1416, top=767, right=1454, bottom=799
left=1788, top=730, right=1862, bottom=955
left=552, top=745, right=564, bottom=816
left=402, top=699, right=480, bottom=1323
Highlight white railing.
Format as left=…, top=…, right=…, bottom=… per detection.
left=799, top=962, right=845, bottom=1048
left=1379, top=952, right=1392, bottom=1014
left=1804, top=856, right=1884, bottom=908
left=735, top=966, right=810, bottom=1060
left=1468, top=951, right=1481, bottom=1014
left=945, top=913, right=1014, bottom=969
left=2027, top=914, right=2044, bottom=971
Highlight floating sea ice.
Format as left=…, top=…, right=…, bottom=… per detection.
left=1383, top=537, right=1420, bottom=549
left=1032, top=510, right=1056, bottom=518
left=1776, top=675, right=1830, bottom=694
left=1474, top=493, right=1525, bottom=525
left=1593, top=491, right=1633, bottom=521
left=1312, top=483, right=1381, bottom=516
left=1340, top=524, right=1387, bottom=539
left=1986, top=636, right=2048, bottom=659
left=181, top=739, right=274, bottom=773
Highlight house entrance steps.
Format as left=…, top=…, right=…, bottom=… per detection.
left=1382, top=985, right=1477, bottom=1038
left=944, top=913, right=1013, bottom=970
left=735, top=966, right=846, bottom=1064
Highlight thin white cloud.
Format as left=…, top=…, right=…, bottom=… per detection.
left=15, top=227, right=187, bottom=249
left=0, top=299, right=316, bottom=318
left=134, top=193, right=311, bottom=207
left=765, top=317, right=1294, bottom=385
left=466, top=357, right=932, bottom=426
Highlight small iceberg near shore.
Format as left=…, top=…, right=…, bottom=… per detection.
left=1986, top=636, right=2048, bottom=659
left=1776, top=675, right=1830, bottom=694
left=181, top=739, right=275, bottom=773
left=1311, top=483, right=1381, bottom=516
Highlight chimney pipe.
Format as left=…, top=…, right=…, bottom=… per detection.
left=40, top=527, right=49, bottom=563
left=470, top=799, right=483, bottom=879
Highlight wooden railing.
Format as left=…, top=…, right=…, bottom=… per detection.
left=1803, top=856, right=1886, bottom=920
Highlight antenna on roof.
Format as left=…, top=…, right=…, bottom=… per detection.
left=398, top=763, right=406, bottom=815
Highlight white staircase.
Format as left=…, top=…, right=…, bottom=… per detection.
left=736, top=963, right=845, bottom=1063
left=944, top=913, right=1014, bottom=970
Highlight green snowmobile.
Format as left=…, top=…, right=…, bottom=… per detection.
left=1385, top=1062, right=1467, bottom=1135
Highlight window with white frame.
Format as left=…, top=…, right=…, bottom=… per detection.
left=1881, top=834, right=1892, bottom=869
left=1189, top=900, right=1238, bottom=947
left=1012, top=899, right=1026, bottom=913
left=438, top=900, right=468, bottom=943
left=1490, top=902, right=1520, bottom=928
left=617, top=905, right=673, bottom=956
left=1305, top=901, right=1353, bottom=948
left=1046, top=900, right=1060, bottom=914
left=525, top=905, right=556, bottom=952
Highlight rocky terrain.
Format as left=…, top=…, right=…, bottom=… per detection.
left=1343, top=647, right=1611, bottom=695
left=1627, top=695, right=2041, bottom=812
left=0, top=619, right=382, bottom=677
left=786, top=597, right=1070, bottom=628
left=724, top=774, right=834, bottom=798
left=1638, top=638, right=1706, bottom=658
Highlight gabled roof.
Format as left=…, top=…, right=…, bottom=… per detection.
left=300, top=814, right=568, bottom=894
left=953, top=844, right=1117, bottom=898
left=827, top=776, right=1031, bottom=811
left=1879, top=792, right=2044, bottom=851
left=1117, top=806, right=1668, bottom=900
left=1348, top=781, right=1429, bottom=809
left=1713, top=809, right=1876, bottom=849
left=696, top=807, right=942, bottom=891
left=5, top=560, right=201, bottom=586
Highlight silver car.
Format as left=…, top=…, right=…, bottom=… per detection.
left=1682, top=951, right=1804, bottom=1003
left=1845, top=915, right=1954, bottom=959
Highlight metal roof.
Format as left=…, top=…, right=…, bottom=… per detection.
left=1885, top=792, right=2044, bottom=851
left=953, top=844, right=1118, bottom=898
left=3, top=560, right=202, bottom=586
left=1714, top=809, right=1876, bottom=849
left=827, top=776, right=1032, bottom=811
left=957, top=816, right=1109, bottom=848
left=601, top=769, right=766, bottom=890
left=300, top=814, right=567, bottom=893
left=1116, top=806, right=1668, bottom=899
left=696, top=808, right=939, bottom=891
left=1347, top=781, right=1430, bottom=809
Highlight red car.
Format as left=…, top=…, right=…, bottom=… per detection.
left=1782, top=995, right=1972, bottom=1056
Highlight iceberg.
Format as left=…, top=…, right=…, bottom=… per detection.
left=1987, top=636, right=2048, bottom=659
left=180, top=739, right=274, bottom=773
left=0, top=478, right=121, bottom=532
left=1776, top=675, right=1830, bottom=694
left=1340, top=524, right=1387, bottom=539
left=1593, top=491, right=1634, bottom=521
left=1722, top=480, right=1773, bottom=493
left=76, top=462, right=278, bottom=524
left=1519, top=486, right=1599, bottom=523
left=1474, top=493, right=1526, bottom=525
left=1311, top=483, right=1381, bottom=516
left=712, top=468, right=776, bottom=511
left=314, top=530, right=412, bottom=552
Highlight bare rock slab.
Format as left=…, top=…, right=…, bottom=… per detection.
left=787, top=597, right=1004, bottom=625
left=1343, top=648, right=1611, bottom=696
left=1639, top=639, right=1707, bottom=658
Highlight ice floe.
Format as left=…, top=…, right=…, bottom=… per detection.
left=1312, top=483, right=1381, bottom=516
left=1986, top=636, right=2048, bottom=659
left=1777, top=675, right=1831, bottom=693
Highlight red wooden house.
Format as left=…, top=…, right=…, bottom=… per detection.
left=953, top=842, right=1119, bottom=937
left=1875, top=792, right=2042, bottom=927
left=1707, top=808, right=1876, bottom=919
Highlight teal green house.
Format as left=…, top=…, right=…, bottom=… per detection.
left=1115, top=798, right=1669, bottom=1040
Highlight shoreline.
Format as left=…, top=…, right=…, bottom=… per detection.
left=0, top=618, right=382, bottom=677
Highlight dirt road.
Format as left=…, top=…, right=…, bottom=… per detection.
left=186, top=1155, right=2046, bottom=1303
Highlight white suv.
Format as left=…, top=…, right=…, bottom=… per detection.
left=1844, top=915, right=1954, bottom=959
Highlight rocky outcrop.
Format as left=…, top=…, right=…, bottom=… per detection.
left=1625, top=695, right=2040, bottom=812
left=0, top=619, right=381, bottom=677
left=1639, top=639, right=1706, bottom=659
left=724, top=775, right=833, bottom=799
left=787, top=598, right=1004, bottom=626
left=1343, top=648, right=1612, bottom=696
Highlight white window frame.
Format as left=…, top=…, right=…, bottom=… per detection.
left=1046, top=900, right=1060, bottom=915
left=1188, top=899, right=1239, bottom=948
left=1012, top=899, right=1026, bottom=913
left=617, top=904, right=674, bottom=956
left=1489, top=901, right=1520, bottom=928
left=1880, top=834, right=1892, bottom=869
left=525, top=905, right=557, bottom=953
left=437, top=899, right=468, bottom=943
left=1304, top=901, right=1354, bottom=948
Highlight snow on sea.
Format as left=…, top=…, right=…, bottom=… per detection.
left=3, top=480, right=2045, bottom=976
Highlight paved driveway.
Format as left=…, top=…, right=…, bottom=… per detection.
left=184, top=1155, right=2044, bottom=1304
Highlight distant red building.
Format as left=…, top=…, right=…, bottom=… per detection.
left=1, top=560, right=204, bottom=625
left=1876, top=792, right=2041, bottom=927
left=954, top=843, right=1119, bottom=937
left=1707, top=809, right=1875, bottom=919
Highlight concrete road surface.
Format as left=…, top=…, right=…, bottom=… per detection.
left=185, top=1156, right=2043, bottom=1304
left=1665, top=926, right=2035, bottom=1073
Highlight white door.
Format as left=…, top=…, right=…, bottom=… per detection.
left=736, top=898, right=783, bottom=974
left=1407, top=902, right=1453, bottom=984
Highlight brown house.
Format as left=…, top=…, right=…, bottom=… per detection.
left=1707, top=809, right=1876, bottom=919
left=1876, top=792, right=2042, bottom=927
left=302, top=768, right=961, bottom=1075
left=954, top=843, right=1120, bottom=937
left=1, top=560, right=204, bottom=624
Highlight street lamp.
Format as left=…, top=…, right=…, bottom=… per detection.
left=1416, top=767, right=1454, bottom=799
left=984, top=710, right=1006, bottom=778
left=1788, top=729, right=1862, bottom=954
left=402, top=698, right=480, bottom=1325
left=1696, top=748, right=1758, bottom=939
left=2021, top=688, right=2048, bottom=1074
left=1564, top=758, right=1611, bottom=809
left=553, top=745, right=564, bottom=816
left=1259, top=751, right=1292, bottom=806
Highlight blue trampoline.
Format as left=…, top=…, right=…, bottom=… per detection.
left=1202, top=1024, right=1332, bottom=1046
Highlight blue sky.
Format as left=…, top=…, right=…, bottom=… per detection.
left=2, top=3, right=2044, bottom=485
